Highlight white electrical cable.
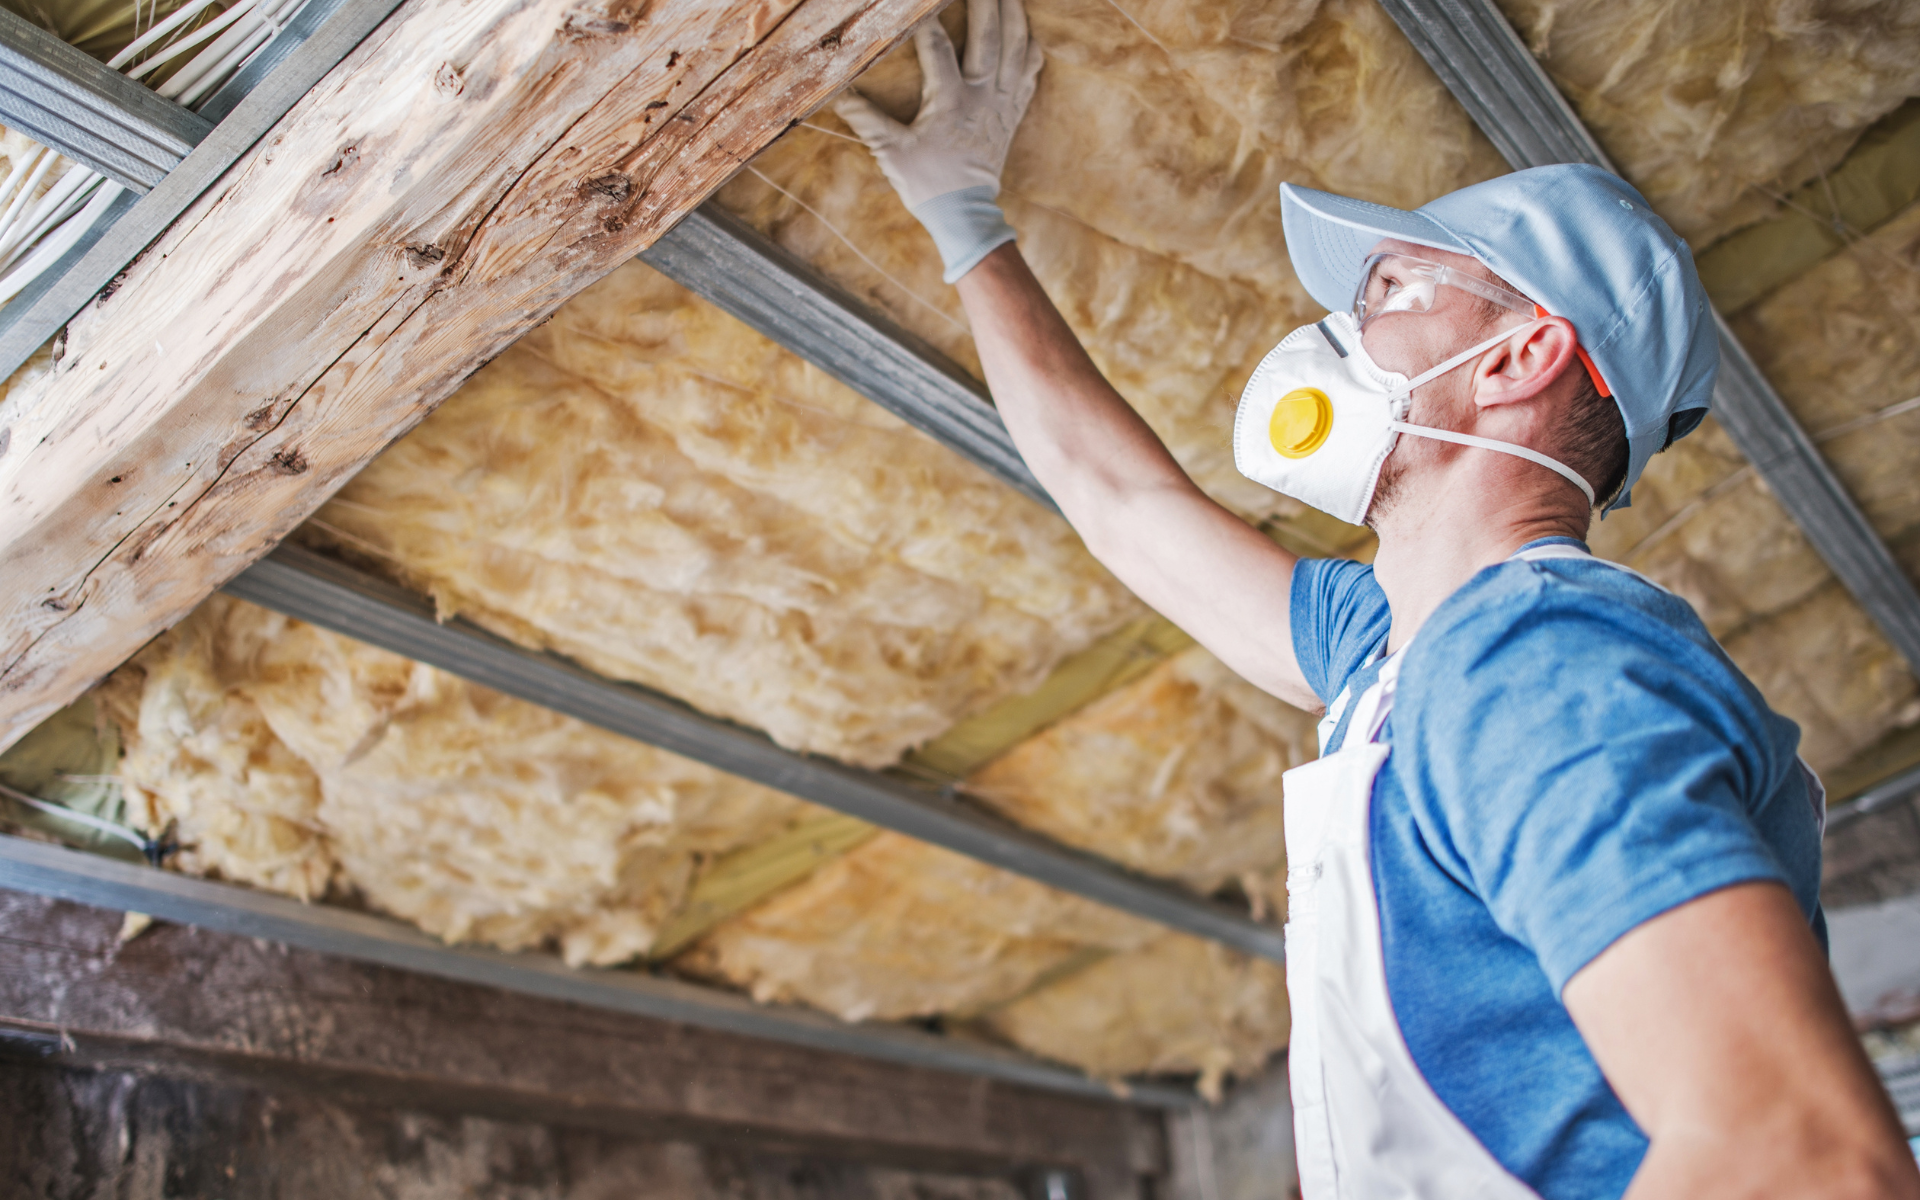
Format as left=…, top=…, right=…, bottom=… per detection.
left=0, top=778, right=155, bottom=856
left=0, top=0, right=314, bottom=314
left=0, top=183, right=122, bottom=305
left=123, top=0, right=261, bottom=81
left=108, top=0, right=225, bottom=69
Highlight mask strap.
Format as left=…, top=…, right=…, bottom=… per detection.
left=1392, top=318, right=1546, bottom=397
left=1385, top=317, right=1598, bottom=508
left=1386, top=422, right=1596, bottom=507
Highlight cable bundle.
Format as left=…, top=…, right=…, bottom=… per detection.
left=0, top=0, right=310, bottom=308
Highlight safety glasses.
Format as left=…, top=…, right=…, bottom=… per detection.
left=1351, top=252, right=1535, bottom=329
left=1351, top=251, right=1613, bottom=399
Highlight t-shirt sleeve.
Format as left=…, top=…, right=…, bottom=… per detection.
left=1290, top=557, right=1393, bottom=705
left=1392, top=574, right=1794, bottom=994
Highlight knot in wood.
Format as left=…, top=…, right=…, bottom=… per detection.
left=322, top=145, right=360, bottom=178
left=405, top=243, right=448, bottom=268
left=819, top=30, right=842, bottom=50
left=270, top=448, right=309, bottom=475
left=586, top=173, right=632, bottom=201
left=563, top=13, right=630, bottom=38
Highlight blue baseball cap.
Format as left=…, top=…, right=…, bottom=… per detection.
left=1279, top=164, right=1717, bottom=508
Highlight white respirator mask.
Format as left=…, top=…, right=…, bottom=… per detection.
left=1232, top=311, right=1596, bottom=526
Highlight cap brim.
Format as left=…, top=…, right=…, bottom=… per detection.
left=1280, top=183, right=1474, bottom=314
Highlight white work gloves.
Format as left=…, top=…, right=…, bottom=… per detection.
left=833, top=0, right=1043, bottom=283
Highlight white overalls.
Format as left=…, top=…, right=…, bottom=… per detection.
left=1281, top=544, right=1647, bottom=1199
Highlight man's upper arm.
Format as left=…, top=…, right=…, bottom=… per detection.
left=1394, top=583, right=1792, bottom=993
left=1563, top=883, right=1918, bottom=1199
left=1077, top=480, right=1323, bottom=710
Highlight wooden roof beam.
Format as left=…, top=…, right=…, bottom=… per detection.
left=0, top=834, right=1197, bottom=1108
left=0, top=0, right=945, bottom=748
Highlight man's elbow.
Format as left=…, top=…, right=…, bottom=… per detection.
left=1813, top=1146, right=1920, bottom=1200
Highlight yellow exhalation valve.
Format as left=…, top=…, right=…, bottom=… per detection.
left=1269, top=387, right=1333, bottom=459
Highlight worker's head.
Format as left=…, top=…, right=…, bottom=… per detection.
left=1250, top=165, right=1716, bottom=525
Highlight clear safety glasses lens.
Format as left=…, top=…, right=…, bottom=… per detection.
left=1351, top=253, right=1534, bottom=329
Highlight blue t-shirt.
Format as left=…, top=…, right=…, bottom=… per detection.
left=1290, top=537, right=1824, bottom=1200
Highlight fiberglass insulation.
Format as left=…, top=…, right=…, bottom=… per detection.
left=718, top=0, right=1508, bottom=520
left=980, top=932, right=1290, bottom=1100
left=98, top=596, right=810, bottom=966
left=681, top=646, right=1305, bottom=1079
left=305, top=261, right=1139, bottom=769
left=966, top=645, right=1316, bottom=905
left=1495, top=0, right=1920, bottom=247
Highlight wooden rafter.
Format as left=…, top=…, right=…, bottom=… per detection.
left=0, top=0, right=943, bottom=748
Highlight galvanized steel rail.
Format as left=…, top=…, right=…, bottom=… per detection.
left=1375, top=0, right=1920, bottom=677
left=0, top=832, right=1195, bottom=1107
left=0, top=0, right=407, bottom=380
left=641, top=203, right=1054, bottom=510
left=223, top=544, right=1290, bottom=965
left=0, top=7, right=210, bottom=190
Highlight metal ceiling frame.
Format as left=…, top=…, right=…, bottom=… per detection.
left=221, top=544, right=1288, bottom=964
left=640, top=203, right=1053, bottom=509
left=0, top=0, right=408, bottom=380
left=0, top=832, right=1195, bottom=1108
left=1825, top=760, right=1920, bottom=831
left=1374, top=0, right=1920, bottom=677
left=0, top=8, right=210, bottom=191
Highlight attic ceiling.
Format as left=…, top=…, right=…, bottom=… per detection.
left=4, top=0, right=1920, bottom=1099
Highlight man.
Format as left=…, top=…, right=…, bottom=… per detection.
left=834, top=0, right=1920, bottom=1195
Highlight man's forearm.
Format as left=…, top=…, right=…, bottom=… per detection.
left=954, top=243, right=1191, bottom=523
left=950, top=242, right=1315, bottom=708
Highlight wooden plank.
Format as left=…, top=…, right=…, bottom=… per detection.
left=0, top=1061, right=1067, bottom=1200
left=0, top=833, right=1195, bottom=1111
left=0, top=0, right=411, bottom=380
left=0, top=0, right=945, bottom=750
left=0, top=886, right=1168, bottom=1194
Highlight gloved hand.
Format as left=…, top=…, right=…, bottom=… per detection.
left=833, top=0, right=1043, bottom=283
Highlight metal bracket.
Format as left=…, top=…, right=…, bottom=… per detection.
left=642, top=204, right=1054, bottom=510
left=0, top=832, right=1195, bottom=1107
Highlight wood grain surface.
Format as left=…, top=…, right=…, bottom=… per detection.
left=0, top=0, right=942, bottom=748
left=0, top=889, right=1166, bottom=1193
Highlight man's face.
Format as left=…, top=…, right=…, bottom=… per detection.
left=1359, top=238, right=1528, bottom=525
left=1356, top=238, right=1511, bottom=376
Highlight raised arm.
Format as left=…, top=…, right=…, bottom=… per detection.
left=835, top=0, right=1315, bottom=709
left=956, top=247, right=1314, bottom=707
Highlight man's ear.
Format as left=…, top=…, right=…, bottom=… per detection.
left=1471, top=316, right=1579, bottom=410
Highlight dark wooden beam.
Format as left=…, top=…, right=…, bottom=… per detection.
left=0, top=886, right=1168, bottom=1195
